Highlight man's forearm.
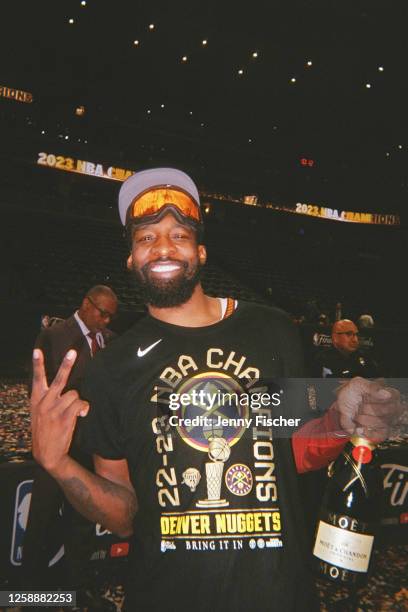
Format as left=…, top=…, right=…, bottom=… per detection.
left=292, top=404, right=349, bottom=473
left=49, top=456, right=137, bottom=537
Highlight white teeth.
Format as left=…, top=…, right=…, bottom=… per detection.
left=151, top=264, right=180, bottom=272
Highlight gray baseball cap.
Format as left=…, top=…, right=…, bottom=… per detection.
left=118, top=167, right=201, bottom=226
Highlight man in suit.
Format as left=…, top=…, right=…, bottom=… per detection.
left=35, top=285, right=118, bottom=391
left=23, top=286, right=118, bottom=609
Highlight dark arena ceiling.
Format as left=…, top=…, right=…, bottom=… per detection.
left=1, top=0, right=408, bottom=214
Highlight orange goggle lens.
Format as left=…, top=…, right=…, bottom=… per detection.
left=129, top=188, right=201, bottom=223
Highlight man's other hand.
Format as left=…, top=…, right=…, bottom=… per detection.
left=335, top=377, right=404, bottom=442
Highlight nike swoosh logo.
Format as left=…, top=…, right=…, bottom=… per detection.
left=137, top=339, right=163, bottom=357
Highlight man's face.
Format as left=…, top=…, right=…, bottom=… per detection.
left=81, top=294, right=118, bottom=333
left=332, top=321, right=360, bottom=355
left=127, top=212, right=206, bottom=308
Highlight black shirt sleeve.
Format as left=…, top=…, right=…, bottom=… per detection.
left=78, top=356, right=125, bottom=460
left=274, top=311, right=332, bottom=431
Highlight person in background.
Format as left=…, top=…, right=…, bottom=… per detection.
left=317, top=313, right=330, bottom=331
left=312, top=318, right=379, bottom=378
left=357, top=314, right=379, bottom=356
left=24, top=286, right=118, bottom=610
left=357, top=313, right=375, bottom=330
left=34, top=285, right=118, bottom=391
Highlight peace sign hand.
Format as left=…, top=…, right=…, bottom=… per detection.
left=30, top=348, right=89, bottom=475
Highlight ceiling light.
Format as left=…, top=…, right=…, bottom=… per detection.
left=147, top=109, right=151, bottom=114
left=306, top=60, right=312, bottom=66
left=365, top=83, right=371, bottom=88
left=398, top=144, right=402, bottom=149
left=160, top=104, right=165, bottom=108
left=68, top=18, right=74, bottom=24
left=252, top=52, right=258, bottom=58
left=149, top=23, right=155, bottom=30
left=81, top=1, right=86, bottom=5
left=133, top=40, right=139, bottom=46
left=291, top=77, right=296, bottom=83
left=202, top=39, right=207, bottom=46
left=238, top=69, right=244, bottom=75
left=182, top=55, right=188, bottom=62
left=378, top=66, right=384, bottom=72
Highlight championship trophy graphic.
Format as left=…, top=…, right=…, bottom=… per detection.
left=196, top=436, right=231, bottom=508
left=174, top=372, right=248, bottom=508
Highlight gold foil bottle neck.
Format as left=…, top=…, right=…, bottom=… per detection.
left=350, top=435, right=377, bottom=451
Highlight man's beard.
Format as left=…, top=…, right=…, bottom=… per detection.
left=132, top=258, right=202, bottom=308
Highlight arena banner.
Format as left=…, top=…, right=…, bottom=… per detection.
left=203, top=192, right=400, bottom=227
left=0, top=84, right=33, bottom=104
left=37, top=151, right=134, bottom=182
left=275, top=202, right=400, bottom=226
left=35, top=152, right=400, bottom=227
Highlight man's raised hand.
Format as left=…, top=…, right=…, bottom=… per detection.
left=335, top=377, right=403, bottom=442
left=30, top=348, right=89, bottom=474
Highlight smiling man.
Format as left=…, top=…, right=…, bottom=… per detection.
left=30, top=168, right=401, bottom=611
left=127, top=212, right=206, bottom=309
left=121, top=168, right=221, bottom=325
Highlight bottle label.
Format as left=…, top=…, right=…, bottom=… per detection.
left=313, top=520, right=374, bottom=572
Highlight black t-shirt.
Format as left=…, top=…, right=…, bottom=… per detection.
left=312, top=346, right=380, bottom=378
left=80, top=301, right=318, bottom=611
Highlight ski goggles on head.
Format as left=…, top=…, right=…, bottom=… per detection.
left=126, top=186, right=202, bottom=225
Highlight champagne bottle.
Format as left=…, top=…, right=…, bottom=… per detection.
left=313, top=435, right=383, bottom=586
